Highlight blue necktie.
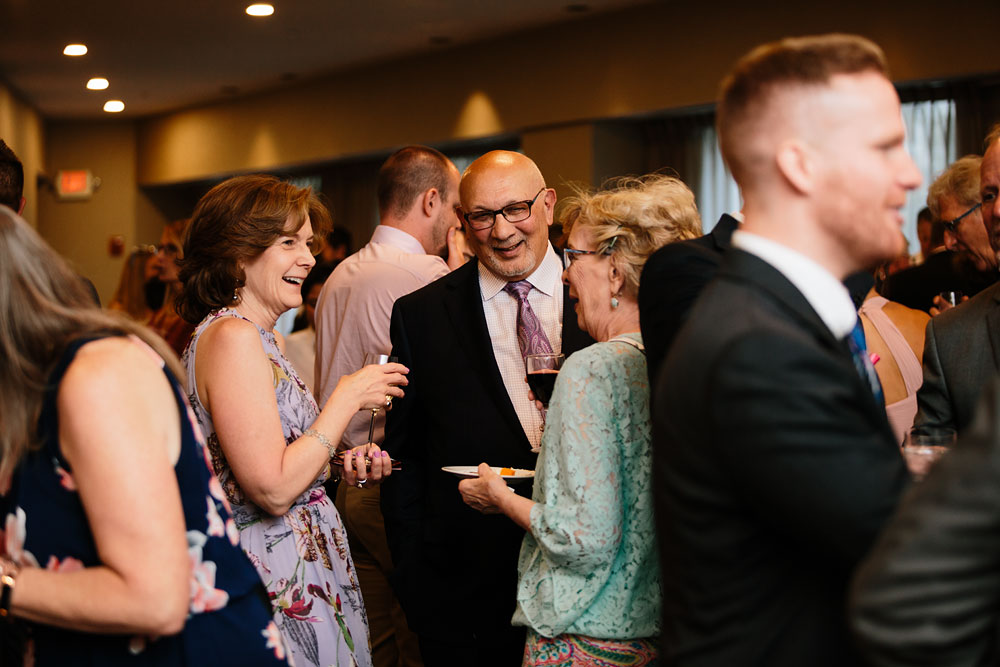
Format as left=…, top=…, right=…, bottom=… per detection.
left=846, top=320, right=884, bottom=407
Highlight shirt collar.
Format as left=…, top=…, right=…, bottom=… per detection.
left=479, top=243, right=562, bottom=301
left=370, top=225, right=426, bottom=255
left=731, top=230, right=857, bottom=339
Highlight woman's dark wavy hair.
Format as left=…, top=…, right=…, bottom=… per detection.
left=176, top=175, right=332, bottom=324
left=0, top=206, right=182, bottom=482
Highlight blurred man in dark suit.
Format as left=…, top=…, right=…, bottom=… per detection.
left=655, top=34, right=914, bottom=666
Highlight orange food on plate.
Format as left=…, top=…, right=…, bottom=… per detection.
left=500, top=467, right=515, bottom=476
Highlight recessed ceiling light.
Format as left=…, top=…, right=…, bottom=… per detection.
left=87, top=78, right=109, bottom=90
left=63, top=44, right=88, bottom=56
left=246, top=4, right=274, bottom=16
left=103, top=100, right=125, bottom=113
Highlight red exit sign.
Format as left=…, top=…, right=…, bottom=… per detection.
left=56, top=170, right=95, bottom=200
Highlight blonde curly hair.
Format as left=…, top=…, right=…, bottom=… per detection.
left=559, top=174, right=702, bottom=296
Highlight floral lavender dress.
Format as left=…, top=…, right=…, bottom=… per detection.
left=184, top=309, right=371, bottom=667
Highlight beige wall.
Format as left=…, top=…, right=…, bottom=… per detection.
left=136, top=0, right=1000, bottom=186
left=23, top=0, right=1000, bottom=301
left=0, top=82, right=45, bottom=226
left=38, top=121, right=168, bottom=304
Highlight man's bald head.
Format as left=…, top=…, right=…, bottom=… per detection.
left=459, top=151, right=555, bottom=282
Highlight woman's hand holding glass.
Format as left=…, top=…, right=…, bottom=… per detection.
left=330, top=359, right=408, bottom=413
left=341, top=442, right=393, bottom=488
left=329, top=359, right=407, bottom=487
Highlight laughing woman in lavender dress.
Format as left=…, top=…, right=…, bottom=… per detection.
left=177, top=175, right=407, bottom=667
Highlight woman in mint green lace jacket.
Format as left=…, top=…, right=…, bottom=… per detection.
left=459, top=175, right=702, bottom=666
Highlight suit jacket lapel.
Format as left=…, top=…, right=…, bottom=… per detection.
left=722, top=250, right=894, bottom=441
left=710, top=214, right=740, bottom=252
left=442, top=261, right=529, bottom=446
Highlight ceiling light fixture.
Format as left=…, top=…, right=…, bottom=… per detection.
left=87, top=78, right=109, bottom=90
left=103, top=100, right=125, bottom=113
left=63, top=44, right=88, bottom=56
left=246, top=4, right=274, bottom=17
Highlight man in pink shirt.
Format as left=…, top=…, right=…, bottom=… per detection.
left=314, top=145, right=463, bottom=667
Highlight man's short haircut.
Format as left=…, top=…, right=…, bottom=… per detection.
left=927, top=155, right=982, bottom=219
left=0, top=140, right=24, bottom=212
left=376, top=145, right=453, bottom=219
left=716, top=34, right=889, bottom=186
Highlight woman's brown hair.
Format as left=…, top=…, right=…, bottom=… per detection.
left=176, top=174, right=332, bottom=324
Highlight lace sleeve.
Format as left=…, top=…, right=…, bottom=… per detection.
left=528, top=345, right=629, bottom=574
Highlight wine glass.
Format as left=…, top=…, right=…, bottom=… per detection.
left=525, top=353, right=564, bottom=409
left=363, top=353, right=397, bottom=444
left=902, top=429, right=955, bottom=481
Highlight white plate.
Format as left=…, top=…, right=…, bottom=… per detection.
left=442, top=465, right=535, bottom=482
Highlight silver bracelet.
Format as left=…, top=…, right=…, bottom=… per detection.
left=304, top=429, right=336, bottom=459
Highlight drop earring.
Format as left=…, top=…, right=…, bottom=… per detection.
left=611, top=296, right=619, bottom=309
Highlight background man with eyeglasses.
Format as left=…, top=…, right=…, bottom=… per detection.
left=913, top=128, right=1000, bottom=437
left=882, top=156, right=998, bottom=314
left=381, top=150, right=591, bottom=666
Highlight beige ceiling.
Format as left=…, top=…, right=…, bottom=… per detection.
left=0, top=0, right=651, bottom=119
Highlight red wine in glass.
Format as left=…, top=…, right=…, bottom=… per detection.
left=525, top=353, right=564, bottom=407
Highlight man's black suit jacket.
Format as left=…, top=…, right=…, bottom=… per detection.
left=850, top=375, right=1000, bottom=666
left=381, top=257, right=592, bottom=643
left=881, top=249, right=997, bottom=313
left=654, top=249, right=909, bottom=667
left=639, top=214, right=738, bottom=388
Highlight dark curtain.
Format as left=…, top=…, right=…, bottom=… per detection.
left=638, top=109, right=716, bottom=199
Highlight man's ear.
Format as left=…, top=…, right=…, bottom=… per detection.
left=542, top=188, right=557, bottom=227
left=775, top=139, right=815, bottom=196
left=421, top=188, right=439, bottom=217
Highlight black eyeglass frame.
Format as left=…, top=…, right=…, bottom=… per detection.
left=942, top=201, right=982, bottom=232
left=462, top=187, right=546, bottom=231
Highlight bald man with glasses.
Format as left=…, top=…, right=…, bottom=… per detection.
left=381, top=151, right=592, bottom=666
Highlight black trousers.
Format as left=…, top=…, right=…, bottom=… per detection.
left=417, top=625, right=526, bottom=667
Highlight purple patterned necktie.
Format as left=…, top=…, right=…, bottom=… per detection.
left=504, top=280, right=554, bottom=358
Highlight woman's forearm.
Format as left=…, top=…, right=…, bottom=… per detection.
left=496, top=488, right=535, bottom=532
left=10, top=564, right=188, bottom=636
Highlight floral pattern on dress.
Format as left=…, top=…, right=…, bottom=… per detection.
left=1, top=335, right=289, bottom=665
left=184, top=308, right=372, bottom=667
left=2, top=506, right=39, bottom=568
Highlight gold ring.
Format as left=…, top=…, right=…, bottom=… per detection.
left=385, top=395, right=393, bottom=408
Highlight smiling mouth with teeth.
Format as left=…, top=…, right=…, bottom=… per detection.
left=283, top=277, right=303, bottom=285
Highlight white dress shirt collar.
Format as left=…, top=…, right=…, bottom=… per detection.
left=478, top=243, right=563, bottom=301
left=731, top=230, right=857, bottom=339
